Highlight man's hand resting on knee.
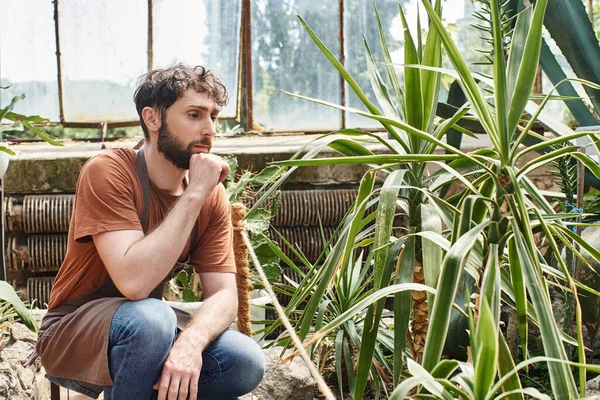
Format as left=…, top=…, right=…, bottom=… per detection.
left=154, top=272, right=238, bottom=400
left=154, top=329, right=203, bottom=400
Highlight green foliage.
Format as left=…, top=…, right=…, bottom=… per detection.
left=551, top=143, right=579, bottom=204
left=222, top=156, right=284, bottom=287
left=0, top=89, right=62, bottom=149
left=165, top=265, right=201, bottom=303
left=584, top=189, right=600, bottom=215
left=251, top=0, right=600, bottom=399
left=471, top=0, right=517, bottom=66
left=0, top=281, right=37, bottom=332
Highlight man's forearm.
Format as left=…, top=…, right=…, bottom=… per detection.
left=180, top=289, right=238, bottom=350
left=111, top=190, right=206, bottom=299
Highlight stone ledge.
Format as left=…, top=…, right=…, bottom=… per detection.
left=3, top=133, right=555, bottom=194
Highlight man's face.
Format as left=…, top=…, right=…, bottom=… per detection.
left=156, top=89, right=219, bottom=169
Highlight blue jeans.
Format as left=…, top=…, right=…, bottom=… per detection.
left=48, top=298, right=265, bottom=399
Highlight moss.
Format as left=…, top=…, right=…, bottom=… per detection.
left=4, top=158, right=88, bottom=194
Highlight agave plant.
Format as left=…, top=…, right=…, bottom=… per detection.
left=254, top=0, right=600, bottom=399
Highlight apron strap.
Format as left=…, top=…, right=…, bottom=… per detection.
left=135, top=148, right=199, bottom=246
left=136, top=148, right=151, bottom=233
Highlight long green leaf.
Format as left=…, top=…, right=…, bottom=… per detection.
left=0, top=281, right=37, bottom=332
left=420, top=0, right=498, bottom=144
left=421, top=0, right=442, bottom=133
left=335, top=330, right=345, bottom=398
left=0, top=94, right=25, bottom=121
left=297, top=171, right=376, bottom=340
left=515, top=128, right=596, bottom=160
left=394, top=231, right=415, bottom=386
left=328, top=138, right=374, bottom=157
left=534, top=210, right=587, bottom=398
left=508, top=238, right=528, bottom=366
left=491, top=0, right=510, bottom=163
left=506, top=6, right=533, bottom=100
left=474, top=299, right=499, bottom=400
left=249, top=136, right=333, bottom=214
left=272, top=153, right=459, bottom=167
left=571, top=152, right=600, bottom=183
left=311, top=282, right=436, bottom=343
left=373, top=2, right=406, bottom=121
left=497, top=332, right=524, bottom=400
left=507, top=189, right=578, bottom=399
left=516, top=145, right=580, bottom=178
left=421, top=204, right=442, bottom=307
left=296, top=13, right=405, bottom=147
left=398, top=2, right=424, bottom=134
left=374, top=170, right=405, bottom=290
left=280, top=89, right=496, bottom=176
left=512, top=78, right=600, bottom=156
left=422, top=220, right=490, bottom=371
left=406, top=358, right=447, bottom=398
left=363, top=37, right=400, bottom=123
left=490, top=356, right=600, bottom=397
left=342, top=328, right=356, bottom=394
left=354, top=170, right=405, bottom=399
left=506, top=0, right=548, bottom=136
left=335, top=128, right=400, bottom=154
left=21, top=120, right=62, bottom=147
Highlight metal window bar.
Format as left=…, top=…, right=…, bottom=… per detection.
left=42, top=0, right=244, bottom=130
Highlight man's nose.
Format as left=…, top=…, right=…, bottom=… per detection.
left=203, top=124, right=216, bottom=138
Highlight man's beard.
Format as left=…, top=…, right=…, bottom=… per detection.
left=156, top=122, right=212, bottom=170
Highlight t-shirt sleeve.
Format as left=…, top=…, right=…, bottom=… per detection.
left=189, top=184, right=236, bottom=274
left=73, top=154, right=142, bottom=242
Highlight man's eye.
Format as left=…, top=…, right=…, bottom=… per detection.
left=211, top=115, right=218, bottom=121
left=189, top=112, right=198, bottom=118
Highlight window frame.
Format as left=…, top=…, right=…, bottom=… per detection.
left=5, top=0, right=382, bottom=135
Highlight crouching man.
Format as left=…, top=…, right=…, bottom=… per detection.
left=36, top=64, right=265, bottom=400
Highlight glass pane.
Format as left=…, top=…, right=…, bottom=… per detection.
left=252, top=0, right=341, bottom=132
left=344, top=0, right=403, bottom=129
left=449, top=1, right=493, bottom=76
left=153, top=0, right=241, bottom=118
left=345, top=0, right=493, bottom=128
left=59, top=0, right=147, bottom=122
left=0, top=0, right=60, bottom=121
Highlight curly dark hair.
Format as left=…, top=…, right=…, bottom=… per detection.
left=133, top=64, right=228, bottom=139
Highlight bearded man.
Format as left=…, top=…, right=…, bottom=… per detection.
left=36, top=65, right=265, bottom=400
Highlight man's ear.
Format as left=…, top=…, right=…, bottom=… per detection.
left=141, top=106, right=161, bottom=133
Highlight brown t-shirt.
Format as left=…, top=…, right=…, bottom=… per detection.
left=48, top=148, right=235, bottom=309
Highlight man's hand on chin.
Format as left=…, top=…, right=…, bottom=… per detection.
left=154, top=330, right=204, bottom=400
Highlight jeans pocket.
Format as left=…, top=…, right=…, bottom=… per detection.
left=47, top=375, right=104, bottom=399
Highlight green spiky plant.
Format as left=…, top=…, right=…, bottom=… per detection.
left=253, top=0, right=600, bottom=398
left=257, top=1, right=452, bottom=397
